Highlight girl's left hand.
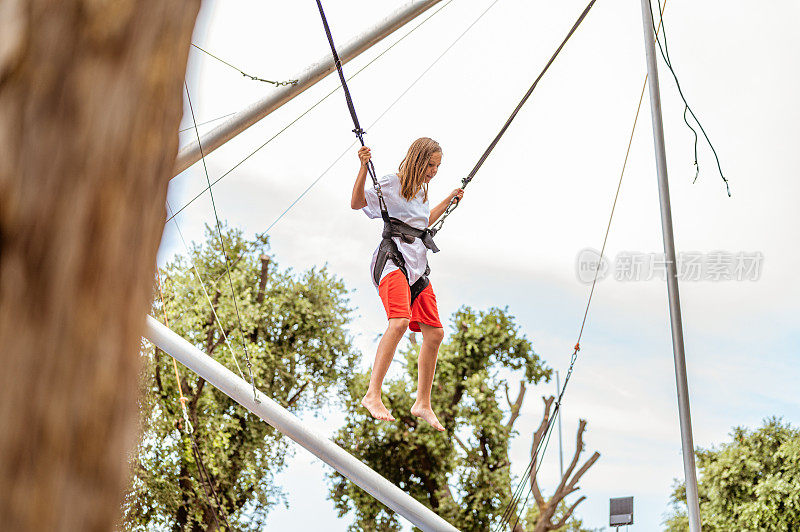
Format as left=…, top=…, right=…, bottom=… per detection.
left=451, top=188, right=464, bottom=203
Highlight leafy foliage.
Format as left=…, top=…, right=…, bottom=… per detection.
left=328, top=306, right=553, bottom=531
left=664, top=417, right=800, bottom=531
left=123, top=225, right=358, bottom=530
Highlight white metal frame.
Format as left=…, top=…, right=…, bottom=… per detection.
left=144, top=317, right=459, bottom=532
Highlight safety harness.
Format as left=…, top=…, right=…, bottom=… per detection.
left=373, top=217, right=440, bottom=305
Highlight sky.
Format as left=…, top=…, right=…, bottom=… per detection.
left=159, top=0, right=800, bottom=530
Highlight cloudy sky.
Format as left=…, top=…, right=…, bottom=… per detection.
left=159, top=0, right=800, bottom=529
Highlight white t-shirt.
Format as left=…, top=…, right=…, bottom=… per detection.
left=362, top=173, right=430, bottom=288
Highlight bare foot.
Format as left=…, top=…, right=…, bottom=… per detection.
left=361, top=395, right=395, bottom=421
left=411, top=403, right=445, bottom=431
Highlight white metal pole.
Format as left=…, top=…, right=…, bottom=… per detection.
left=143, top=316, right=459, bottom=532
left=174, top=0, right=444, bottom=176
left=637, top=1, right=702, bottom=530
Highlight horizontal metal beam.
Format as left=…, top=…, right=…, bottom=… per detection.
left=143, top=316, right=459, bottom=532
left=174, top=0, right=444, bottom=177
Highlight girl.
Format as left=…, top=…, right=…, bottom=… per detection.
left=350, top=137, right=464, bottom=432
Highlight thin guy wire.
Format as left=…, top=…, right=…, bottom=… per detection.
left=166, top=200, right=247, bottom=381
left=216, top=0, right=505, bottom=279
left=191, top=43, right=297, bottom=86
left=167, top=0, right=456, bottom=223
left=185, top=82, right=260, bottom=403
left=157, top=273, right=231, bottom=530
left=499, top=4, right=671, bottom=528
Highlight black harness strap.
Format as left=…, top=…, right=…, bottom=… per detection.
left=373, top=218, right=437, bottom=305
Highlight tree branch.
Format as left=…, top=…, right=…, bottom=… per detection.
left=453, top=433, right=470, bottom=455
left=256, top=255, right=270, bottom=305
left=553, top=495, right=587, bottom=529
left=250, top=255, right=270, bottom=343
left=505, top=380, right=526, bottom=430
left=530, top=396, right=554, bottom=510
left=566, top=451, right=600, bottom=493
left=286, top=381, right=309, bottom=408
left=553, top=419, right=586, bottom=498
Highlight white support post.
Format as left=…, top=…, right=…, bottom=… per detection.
left=174, top=0, right=444, bottom=177
left=638, top=1, right=702, bottom=530
left=143, top=316, right=460, bottom=532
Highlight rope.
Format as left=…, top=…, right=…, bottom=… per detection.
left=156, top=272, right=232, bottom=531
left=191, top=43, right=297, bottom=86
left=646, top=0, right=730, bottom=196
left=167, top=0, right=456, bottom=224
left=497, top=4, right=671, bottom=529
left=430, top=0, right=598, bottom=235
left=185, top=82, right=260, bottom=403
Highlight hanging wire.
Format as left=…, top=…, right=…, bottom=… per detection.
left=156, top=273, right=233, bottom=530
left=167, top=0, right=457, bottom=224
left=184, top=82, right=260, bottom=403
left=191, top=43, right=297, bottom=86
left=647, top=0, right=730, bottom=196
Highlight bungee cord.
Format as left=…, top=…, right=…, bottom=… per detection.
left=430, top=0, right=598, bottom=236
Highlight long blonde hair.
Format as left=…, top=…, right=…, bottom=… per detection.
left=397, top=137, right=441, bottom=202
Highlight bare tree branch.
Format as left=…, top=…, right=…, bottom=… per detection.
left=453, top=433, right=470, bottom=455
left=553, top=419, right=587, bottom=498
left=505, top=380, right=526, bottom=430
left=530, top=396, right=554, bottom=510
left=553, top=495, right=587, bottom=529
left=528, top=404, right=600, bottom=532
left=286, top=381, right=309, bottom=408
left=566, top=451, right=600, bottom=493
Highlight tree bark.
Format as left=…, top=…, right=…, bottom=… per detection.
left=0, top=1, right=200, bottom=530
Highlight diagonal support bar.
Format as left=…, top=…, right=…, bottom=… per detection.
left=174, top=0, right=443, bottom=177
left=143, top=316, right=459, bottom=532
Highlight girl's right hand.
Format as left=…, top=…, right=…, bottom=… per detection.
left=358, top=146, right=371, bottom=167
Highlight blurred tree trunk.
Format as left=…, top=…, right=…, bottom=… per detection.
left=0, top=1, right=200, bottom=530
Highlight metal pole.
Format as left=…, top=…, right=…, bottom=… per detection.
left=174, top=0, right=444, bottom=176
left=556, top=371, right=563, bottom=478
left=637, top=1, right=701, bottom=530
left=143, top=316, right=459, bottom=532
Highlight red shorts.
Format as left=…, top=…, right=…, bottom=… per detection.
left=378, top=269, right=442, bottom=332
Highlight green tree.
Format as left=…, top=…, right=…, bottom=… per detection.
left=664, top=417, right=800, bottom=531
left=123, top=226, right=358, bottom=530
left=328, top=307, right=557, bottom=531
